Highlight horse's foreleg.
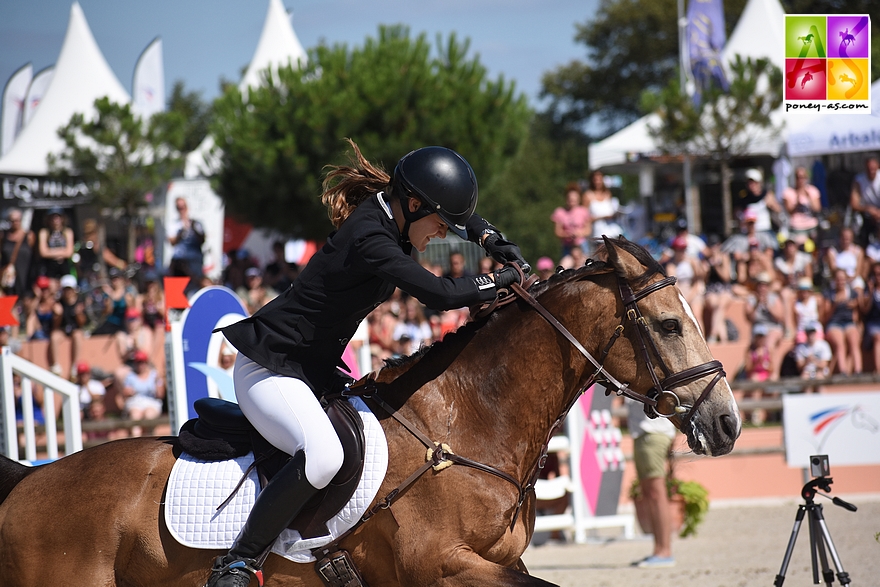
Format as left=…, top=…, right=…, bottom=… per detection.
left=422, top=552, right=559, bottom=587
left=431, top=559, right=556, bottom=587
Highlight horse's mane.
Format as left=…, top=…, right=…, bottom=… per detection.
left=593, top=237, right=666, bottom=290
left=382, top=345, right=433, bottom=369
left=383, top=263, right=607, bottom=372
left=381, top=238, right=664, bottom=375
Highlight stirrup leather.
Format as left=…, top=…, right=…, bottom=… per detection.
left=207, top=555, right=265, bottom=587
left=315, top=549, right=366, bottom=587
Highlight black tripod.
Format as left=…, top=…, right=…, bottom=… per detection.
left=774, top=476, right=857, bottom=586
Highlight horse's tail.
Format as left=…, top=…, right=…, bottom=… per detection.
left=0, top=454, right=35, bottom=504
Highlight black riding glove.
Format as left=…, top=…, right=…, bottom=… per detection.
left=483, top=232, right=529, bottom=272
left=492, top=266, right=521, bottom=289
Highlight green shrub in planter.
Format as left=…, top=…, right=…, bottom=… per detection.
left=629, top=476, right=709, bottom=538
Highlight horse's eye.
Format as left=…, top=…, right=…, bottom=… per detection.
left=662, top=319, right=680, bottom=333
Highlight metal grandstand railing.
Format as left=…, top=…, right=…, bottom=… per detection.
left=0, top=346, right=82, bottom=463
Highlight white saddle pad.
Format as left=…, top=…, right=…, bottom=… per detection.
left=165, top=396, right=388, bottom=563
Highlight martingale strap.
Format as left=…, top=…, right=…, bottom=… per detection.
left=314, top=378, right=532, bottom=560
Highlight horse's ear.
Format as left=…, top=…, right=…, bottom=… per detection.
left=603, top=236, right=642, bottom=279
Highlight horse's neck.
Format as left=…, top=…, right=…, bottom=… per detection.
left=375, top=275, right=615, bottom=476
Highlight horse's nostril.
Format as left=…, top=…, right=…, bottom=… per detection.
left=719, top=414, right=739, bottom=440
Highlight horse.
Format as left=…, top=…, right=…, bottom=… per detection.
left=798, top=33, right=814, bottom=45
left=0, top=237, right=740, bottom=587
left=802, top=72, right=814, bottom=90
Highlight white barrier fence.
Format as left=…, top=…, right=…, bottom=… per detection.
left=533, top=390, right=634, bottom=543
left=0, top=346, right=82, bottom=462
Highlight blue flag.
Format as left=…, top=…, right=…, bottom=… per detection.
left=687, top=0, right=729, bottom=105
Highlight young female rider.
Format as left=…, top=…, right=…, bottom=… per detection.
left=206, top=142, right=528, bottom=587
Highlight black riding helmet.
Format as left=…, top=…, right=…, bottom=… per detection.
left=391, top=146, right=478, bottom=241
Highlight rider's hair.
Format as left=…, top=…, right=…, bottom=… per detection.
left=321, top=139, right=391, bottom=228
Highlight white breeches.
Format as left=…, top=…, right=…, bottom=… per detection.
left=234, top=354, right=344, bottom=489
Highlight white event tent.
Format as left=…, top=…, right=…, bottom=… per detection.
left=786, top=81, right=880, bottom=158
left=0, top=2, right=130, bottom=178
left=169, top=0, right=309, bottom=278
left=589, top=0, right=787, bottom=170
left=183, top=0, right=307, bottom=179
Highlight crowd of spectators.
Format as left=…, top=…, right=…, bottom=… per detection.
left=548, top=158, right=880, bottom=424
left=7, top=156, right=880, bottom=438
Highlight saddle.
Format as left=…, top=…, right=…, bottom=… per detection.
left=178, top=396, right=365, bottom=539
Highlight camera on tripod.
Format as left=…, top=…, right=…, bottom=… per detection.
left=774, top=454, right=858, bottom=586
left=810, top=454, right=830, bottom=478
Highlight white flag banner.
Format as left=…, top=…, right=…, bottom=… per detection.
left=132, top=37, right=165, bottom=120
left=23, top=66, right=55, bottom=127
left=782, top=391, right=880, bottom=467
left=1, top=63, right=32, bottom=156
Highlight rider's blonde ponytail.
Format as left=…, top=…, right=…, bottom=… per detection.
left=322, top=139, right=391, bottom=228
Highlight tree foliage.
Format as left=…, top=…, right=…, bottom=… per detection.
left=482, top=113, right=592, bottom=262
left=541, top=0, right=747, bottom=138
left=642, top=56, right=783, bottom=159
left=210, top=25, right=531, bottom=240
left=641, top=56, right=783, bottom=233
left=48, top=97, right=184, bottom=256
left=166, top=80, right=212, bottom=154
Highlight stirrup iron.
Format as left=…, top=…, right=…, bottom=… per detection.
left=206, top=554, right=265, bottom=587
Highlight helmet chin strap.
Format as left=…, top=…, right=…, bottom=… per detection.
left=397, top=194, right=433, bottom=245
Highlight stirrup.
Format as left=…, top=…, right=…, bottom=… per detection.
left=206, top=555, right=265, bottom=587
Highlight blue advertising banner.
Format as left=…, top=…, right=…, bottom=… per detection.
left=687, top=0, right=729, bottom=104
left=180, top=286, right=248, bottom=419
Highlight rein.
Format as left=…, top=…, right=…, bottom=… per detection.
left=316, top=264, right=726, bottom=557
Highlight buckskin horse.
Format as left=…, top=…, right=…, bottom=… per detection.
left=0, top=237, right=740, bottom=586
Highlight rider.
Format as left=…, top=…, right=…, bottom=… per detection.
left=206, top=142, right=528, bottom=587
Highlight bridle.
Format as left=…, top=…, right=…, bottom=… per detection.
left=604, top=272, right=725, bottom=426
left=323, top=263, right=726, bottom=555
left=507, top=262, right=725, bottom=428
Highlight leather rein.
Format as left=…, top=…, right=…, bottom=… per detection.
left=319, top=266, right=725, bottom=555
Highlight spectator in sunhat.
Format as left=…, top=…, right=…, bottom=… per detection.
left=793, top=277, right=822, bottom=344
left=28, top=275, right=55, bottom=343
left=742, top=323, right=773, bottom=424
left=723, top=209, right=776, bottom=289
left=736, top=168, right=782, bottom=245
left=665, top=235, right=706, bottom=335
left=795, top=322, right=832, bottom=381
left=75, top=362, right=106, bottom=415
left=536, top=256, right=556, bottom=280
left=659, top=218, right=707, bottom=265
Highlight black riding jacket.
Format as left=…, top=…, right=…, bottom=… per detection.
left=221, top=193, right=500, bottom=393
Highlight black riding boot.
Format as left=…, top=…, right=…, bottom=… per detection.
left=205, top=451, right=319, bottom=587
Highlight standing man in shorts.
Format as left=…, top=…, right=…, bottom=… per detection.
left=627, top=397, right=677, bottom=568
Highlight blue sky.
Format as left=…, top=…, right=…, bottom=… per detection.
left=0, top=0, right=597, bottom=109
